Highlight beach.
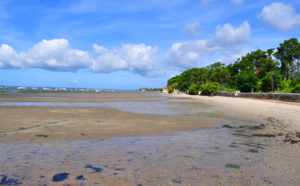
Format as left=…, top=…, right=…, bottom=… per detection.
left=0, top=91, right=300, bottom=185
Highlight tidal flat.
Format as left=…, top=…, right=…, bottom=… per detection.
left=0, top=91, right=299, bottom=185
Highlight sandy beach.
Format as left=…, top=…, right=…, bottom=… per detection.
left=171, top=93, right=300, bottom=131
left=0, top=91, right=300, bottom=185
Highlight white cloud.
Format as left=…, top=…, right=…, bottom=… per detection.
left=230, top=0, right=244, bottom=5
left=165, top=40, right=219, bottom=70
left=183, top=22, right=201, bottom=37
left=93, top=44, right=108, bottom=54
left=213, top=21, right=250, bottom=46
left=20, top=39, right=90, bottom=72
left=91, top=43, right=163, bottom=77
left=0, top=39, right=163, bottom=77
left=258, top=2, right=300, bottom=32
left=165, top=22, right=251, bottom=70
left=0, top=44, right=21, bottom=68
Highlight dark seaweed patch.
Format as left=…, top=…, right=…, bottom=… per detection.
left=286, top=139, right=300, bottom=144
left=85, top=164, right=103, bottom=173
left=225, top=164, right=241, bottom=169
left=172, top=179, right=181, bottom=184
left=52, top=173, right=69, bottom=182
left=36, top=135, right=48, bottom=138
left=239, top=124, right=265, bottom=130
left=248, top=149, right=259, bottom=153
left=238, top=142, right=267, bottom=149
left=222, top=124, right=237, bottom=129
left=233, top=133, right=247, bottom=136
left=113, top=167, right=125, bottom=171
left=252, top=134, right=275, bottom=137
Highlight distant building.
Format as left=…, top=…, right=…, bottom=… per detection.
left=163, top=86, right=169, bottom=93
left=17, top=87, right=26, bottom=90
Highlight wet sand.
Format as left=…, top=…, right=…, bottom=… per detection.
left=0, top=92, right=300, bottom=185
left=0, top=106, right=219, bottom=143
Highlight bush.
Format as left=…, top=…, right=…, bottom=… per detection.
left=200, top=82, right=220, bottom=95
left=224, top=88, right=235, bottom=93
left=257, top=80, right=262, bottom=91
left=291, top=84, right=300, bottom=93
left=291, top=80, right=300, bottom=88
left=280, top=80, right=291, bottom=90
left=168, top=83, right=178, bottom=94
left=188, top=84, right=200, bottom=95
left=234, top=71, right=259, bottom=92
left=277, top=88, right=293, bottom=93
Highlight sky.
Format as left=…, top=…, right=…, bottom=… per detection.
left=0, top=0, right=300, bottom=89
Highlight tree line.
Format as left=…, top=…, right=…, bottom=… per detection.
left=167, top=38, right=300, bottom=95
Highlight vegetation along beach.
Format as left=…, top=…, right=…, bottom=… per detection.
left=1, top=0, right=300, bottom=185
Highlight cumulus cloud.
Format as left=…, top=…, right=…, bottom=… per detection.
left=165, top=40, right=220, bottom=70
left=0, top=39, right=162, bottom=77
left=258, top=2, right=300, bottom=32
left=230, top=0, right=244, bottom=4
left=183, top=22, right=201, bottom=37
left=93, top=44, right=108, bottom=54
left=213, top=21, right=250, bottom=46
left=21, top=39, right=90, bottom=72
left=0, top=44, right=21, bottom=68
left=91, top=44, right=163, bottom=77
left=165, top=21, right=251, bottom=70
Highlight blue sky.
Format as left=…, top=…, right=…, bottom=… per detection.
left=0, top=0, right=300, bottom=89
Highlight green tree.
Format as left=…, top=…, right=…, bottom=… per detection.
left=177, top=68, right=202, bottom=90
left=188, top=84, right=200, bottom=95
left=168, top=83, right=178, bottom=94
left=209, top=67, right=230, bottom=84
left=274, top=38, right=300, bottom=80
left=261, top=71, right=282, bottom=92
left=235, top=71, right=259, bottom=92
left=200, top=82, right=220, bottom=95
left=167, top=76, right=180, bottom=86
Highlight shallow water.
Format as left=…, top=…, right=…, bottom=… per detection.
left=0, top=100, right=210, bottom=116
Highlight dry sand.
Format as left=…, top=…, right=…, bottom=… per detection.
left=172, top=93, right=300, bottom=131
